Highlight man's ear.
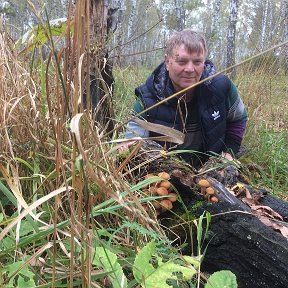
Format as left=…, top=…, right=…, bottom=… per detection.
left=164, top=54, right=169, bottom=70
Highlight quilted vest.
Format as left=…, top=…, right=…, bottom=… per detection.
left=135, top=74, right=231, bottom=154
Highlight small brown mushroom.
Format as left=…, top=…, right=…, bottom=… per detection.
left=148, top=186, right=158, bottom=195
left=160, top=199, right=173, bottom=211
left=198, top=179, right=210, bottom=188
left=210, top=196, right=219, bottom=203
left=156, top=187, right=169, bottom=196
left=167, top=193, right=177, bottom=202
left=206, top=187, right=215, bottom=195
left=152, top=201, right=161, bottom=210
left=159, top=180, right=171, bottom=189
left=158, top=172, right=170, bottom=180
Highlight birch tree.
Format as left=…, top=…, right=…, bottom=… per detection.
left=174, top=0, right=185, bottom=31
left=226, top=0, right=239, bottom=78
left=127, top=0, right=137, bottom=39
left=206, top=0, right=223, bottom=60
left=283, top=0, right=288, bottom=74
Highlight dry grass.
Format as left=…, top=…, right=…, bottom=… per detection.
left=0, top=3, right=167, bottom=287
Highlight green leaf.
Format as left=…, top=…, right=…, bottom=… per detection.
left=133, top=241, right=156, bottom=283
left=133, top=241, right=197, bottom=288
left=17, top=275, right=36, bottom=288
left=2, top=260, right=36, bottom=287
left=205, top=270, right=237, bottom=288
left=129, top=177, right=163, bottom=192
left=182, top=255, right=202, bottom=269
left=91, top=246, right=127, bottom=288
left=19, top=219, right=35, bottom=237
left=15, top=18, right=73, bottom=52
left=145, top=258, right=197, bottom=288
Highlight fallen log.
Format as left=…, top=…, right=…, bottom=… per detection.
left=122, top=140, right=288, bottom=288
left=166, top=177, right=288, bottom=288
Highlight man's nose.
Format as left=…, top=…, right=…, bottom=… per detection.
left=184, top=61, right=195, bottom=72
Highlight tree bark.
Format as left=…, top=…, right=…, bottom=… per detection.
left=87, top=0, right=117, bottom=135
left=174, top=0, right=185, bottom=31
left=283, top=0, right=288, bottom=74
left=226, top=0, right=239, bottom=79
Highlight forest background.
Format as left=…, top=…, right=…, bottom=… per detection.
left=2, top=0, right=288, bottom=69
left=0, top=0, right=287, bottom=287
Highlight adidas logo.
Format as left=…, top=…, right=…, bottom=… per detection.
left=212, top=111, right=220, bottom=120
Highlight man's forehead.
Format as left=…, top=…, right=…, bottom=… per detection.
left=172, top=44, right=205, bottom=57
left=173, top=51, right=205, bottom=59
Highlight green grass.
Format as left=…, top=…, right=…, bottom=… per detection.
left=237, top=67, right=288, bottom=197
left=113, top=65, right=151, bottom=122
left=242, top=128, right=288, bottom=196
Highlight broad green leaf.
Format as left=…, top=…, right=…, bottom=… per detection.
left=17, top=275, right=36, bottom=288
left=133, top=241, right=156, bottom=283
left=205, top=270, right=237, bottom=288
left=133, top=241, right=197, bottom=288
left=2, top=260, right=36, bottom=287
left=19, top=219, right=35, bottom=236
left=0, top=236, right=15, bottom=252
left=144, top=257, right=197, bottom=288
left=91, top=246, right=127, bottom=288
left=15, top=18, right=74, bottom=52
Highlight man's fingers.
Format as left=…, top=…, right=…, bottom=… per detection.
left=222, top=152, right=233, bottom=161
left=117, top=142, right=133, bottom=153
left=117, top=139, right=141, bottom=153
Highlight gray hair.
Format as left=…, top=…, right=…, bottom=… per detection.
left=165, top=29, right=208, bottom=57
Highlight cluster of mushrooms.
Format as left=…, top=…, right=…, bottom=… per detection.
left=142, top=172, right=177, bottom=215
left=197, top=179, right=219, bottom=203
left=141, top=172, right=219, bottom=215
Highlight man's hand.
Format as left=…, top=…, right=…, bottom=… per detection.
left=221, top=152, right=233, bottom=161
left=117, top=137, right=143, bottom=153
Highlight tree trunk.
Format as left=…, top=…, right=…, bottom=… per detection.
left=283, top=0, right=288, bottom=74
left=226, top=0, right=239, bottom=79
left=174, top=0, right=185, bottom=31
left=207, top=0, right=222, bottom=60
left=166, top=177, right=288, bottom=288
left=87, top=0, right=117, bottom=135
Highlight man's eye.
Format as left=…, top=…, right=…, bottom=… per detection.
left=177, top=60, right=187, bottom=65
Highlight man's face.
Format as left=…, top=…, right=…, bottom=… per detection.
left=165, top=44, right=205, bottom=92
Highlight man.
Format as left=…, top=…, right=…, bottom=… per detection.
left=125, top=29, right=247, bottom=167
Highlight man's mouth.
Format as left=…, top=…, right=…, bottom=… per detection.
left=182, top=77, right=196, bottom=80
